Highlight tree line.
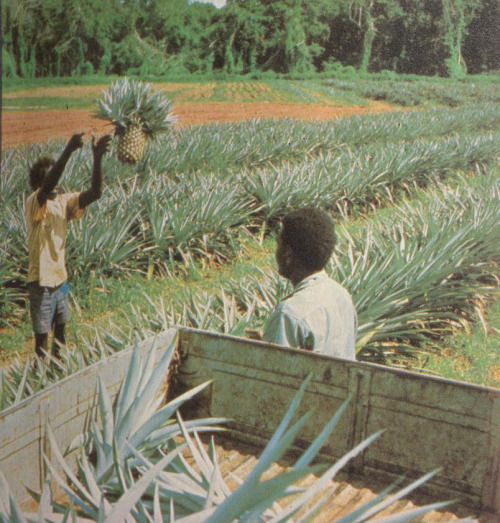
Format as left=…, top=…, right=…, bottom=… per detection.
left=2, top=0, right=499, bottom=81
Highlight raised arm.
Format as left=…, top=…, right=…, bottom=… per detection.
left=37, top=132, right=84, bottom=207
left=78, top=134, right=112, bottom=209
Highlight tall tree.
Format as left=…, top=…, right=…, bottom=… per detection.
left=138, top=0, right=216, bottom=73
left=463, top=0, right=500, bottom=73
left=441, top=0, right=482, bottom=77
left=1, top=0, right=496, bottom=79
left=230, top=0, right=268, bottom=73
left=390, top=0, right=446, bottom=75
left=3, top=0, right=40, bottom=77
left=259, top=0, right=329, bottom=73
left=347, top=0, right=402, bottom=73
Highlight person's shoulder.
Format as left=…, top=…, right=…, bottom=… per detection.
left=274, top=298, right=306, bottom=323
left=26, top=190, right=38, bottom=203
left=324, top=274, right=353, bottom=297
left=25, top=190, right=40, bottom=212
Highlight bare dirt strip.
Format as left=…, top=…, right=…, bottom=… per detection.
left=2, top=101, right=395, bottom=147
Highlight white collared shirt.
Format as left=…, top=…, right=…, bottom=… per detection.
left=263, top=271, right=357, bottom=359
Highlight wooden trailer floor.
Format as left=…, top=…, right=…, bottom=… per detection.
left=23, top=432, right=493, bottom=521
left=194, top=432, right=495, bottom=523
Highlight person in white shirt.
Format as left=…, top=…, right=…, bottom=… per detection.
left=261, top=207, right=357, bottom=359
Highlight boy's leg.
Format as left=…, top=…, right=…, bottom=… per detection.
left=28, top=282, right=53, bottom=359
left=52, top=322, right=66, bottom=359
left=35, top=333, right=48, bottom=358
left=52, top=281, right=71, bottom=358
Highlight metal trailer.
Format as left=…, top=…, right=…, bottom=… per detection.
left=1, top=327, right=499, bottom=520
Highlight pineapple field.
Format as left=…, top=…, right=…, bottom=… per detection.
left=1, top=77, right=500, bottom=521
left=1, top=78, right=500, bottom=404
left=2, top=0, right=500, bottom=514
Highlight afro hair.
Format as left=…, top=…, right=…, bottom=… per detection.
left=281, top=207, right=336, bottom=272
left=29, top=155, right=55, bottom=191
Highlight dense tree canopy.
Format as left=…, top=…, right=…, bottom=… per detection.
left=2, top=0, right=499, bottom=79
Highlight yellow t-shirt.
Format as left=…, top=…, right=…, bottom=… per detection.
left=26, top=190, right=84, bottom=287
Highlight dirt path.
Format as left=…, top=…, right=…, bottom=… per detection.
left=2, top=101, right=395, bottom=147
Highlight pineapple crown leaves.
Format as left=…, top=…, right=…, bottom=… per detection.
left=95, top=77, right=177, bottom=137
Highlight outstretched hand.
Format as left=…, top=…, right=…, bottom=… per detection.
left=92, top=134, right=112, bottom=157
left=67, top=132, right=85, bottom=152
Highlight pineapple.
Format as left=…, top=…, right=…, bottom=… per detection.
left=115, top=116, right=147, bottom=164
left=95, top=77, right=176, bottom=164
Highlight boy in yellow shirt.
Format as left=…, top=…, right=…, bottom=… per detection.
left=26, top=132, right=111, bottom=359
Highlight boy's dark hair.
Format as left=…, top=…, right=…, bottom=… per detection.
left=29, top=155, right=55, bottom=190
left=281, top=207, right=336, bottom=271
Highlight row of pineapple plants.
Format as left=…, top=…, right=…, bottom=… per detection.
left=3, top=99, right=500, bottom=206
left=3, top=97, right=499, bottom=208
left=1, top=118, right=499, bottom=318
left=2, top=169, right=499, bottom=410
left=323, top=76, right=500, bottom=108
left=139, top=101, right=500, bottom=174
left=92, top=78, right=500, bottom=171
left=1, top=338, right=472, bottom=522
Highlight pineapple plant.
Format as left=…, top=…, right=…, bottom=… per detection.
left=95, top=77, right=176, bottom=164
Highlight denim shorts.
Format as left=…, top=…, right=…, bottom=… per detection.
left=28, top=281, right=70, bottom=334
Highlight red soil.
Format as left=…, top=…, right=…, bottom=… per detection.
left=2, top=101, right=395, bottom=147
